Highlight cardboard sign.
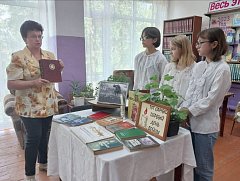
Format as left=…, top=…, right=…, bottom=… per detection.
left=136, top=101, right=171, bottom=141
left=208, top=0, right=240, bottom=13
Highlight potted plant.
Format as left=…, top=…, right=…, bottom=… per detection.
left=70, top=80, right=85, bottom=106
left=139, top=74, right=188, bottom=137
left=80, top=83, right=95, bottom=104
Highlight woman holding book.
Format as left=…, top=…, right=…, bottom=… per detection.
left=6, top=20, right=64, bottom=181
left=133, top=27, right=168, bottom=90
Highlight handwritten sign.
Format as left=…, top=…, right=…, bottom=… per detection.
left=136, top=101, right=171, bottom=141
left=210, top=14, right=234, bottom=27
left=208, top=0, right=240, bottom=13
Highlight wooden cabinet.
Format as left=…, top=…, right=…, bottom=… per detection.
left=162, top=16, right=202, bottom=62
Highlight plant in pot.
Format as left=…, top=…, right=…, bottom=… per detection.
left=70, top=80, right=85, bottom=106
left=139, top=74, right=188, bottom=137
left=80, top=83, right=95, bottom=104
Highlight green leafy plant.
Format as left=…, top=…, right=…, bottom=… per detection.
left=107, top=73, right=130, bottom=83
left=79, top=83, right=94, bottom=98
left=70, top=81, right=94, bottom=98
left=139, top=74, right=187, bottom=123
left=70, top=80, right=82, bottom=97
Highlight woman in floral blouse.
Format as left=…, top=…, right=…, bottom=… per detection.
left=6, top=20, right=64, bottom=181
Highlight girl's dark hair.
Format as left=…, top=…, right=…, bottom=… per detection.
left=198, top=27, right=227, bottom=61
left=20, top=20, right=43, bottom=39
left=142, top=27, right=161, bottom=48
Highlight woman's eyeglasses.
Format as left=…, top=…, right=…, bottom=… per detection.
left=28, top=35, right=44, bottom=40
left=140, top=36, right=151, bottom=41
left=195, top=40, right=210, bottom=47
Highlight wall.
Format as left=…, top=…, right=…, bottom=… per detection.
left=167, top=0, right=212, bottom=29
left=54, top=0, right=86, bottom=101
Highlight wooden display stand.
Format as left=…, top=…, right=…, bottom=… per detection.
left=162, top=16, right=202, bottom=61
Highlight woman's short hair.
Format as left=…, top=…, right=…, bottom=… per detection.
left=198, top=27, right=227, bottom=61
left=20, top=20, right=43, bottom=39
left=142, top=27, right=161, bottom=48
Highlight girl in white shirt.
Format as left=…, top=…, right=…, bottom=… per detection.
left=160, top=35, right=196, bottom=106
left=133, top=27, right=168, bottom=90
left=181, top=27, right=231, bottom=181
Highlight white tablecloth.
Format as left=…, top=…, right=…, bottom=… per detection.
left=48, top=109, right=196, bottom=181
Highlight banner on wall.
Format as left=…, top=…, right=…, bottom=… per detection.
left=208, top=0, right=240, bottom=13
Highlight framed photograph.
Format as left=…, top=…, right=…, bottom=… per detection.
left=136, top=101, right=171, bottom=141
left=97, top=81, right=129, bottom=105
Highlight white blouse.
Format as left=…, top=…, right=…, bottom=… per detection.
left=160, top=62, right=195, bottom=106
left=181, top=60, right=231, bottom=134
left=133, top=50, right=168, bottom=90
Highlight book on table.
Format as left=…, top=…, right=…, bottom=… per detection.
left=122, top=136, right=160, bottom=152
left=105, top=121, right=134, bottom=133
left=115, top=128, right=146, bottom=141
left=86, top=137, right=123, bottom=155
left=70, top=122, right=114, bottom=143
left=53, top=113, right=93, bottom=126
left=88, top=111, right=111, bottom=121
left=39, top=59, right=62, bottom=82
left=96, top=116, right=123, bottom=126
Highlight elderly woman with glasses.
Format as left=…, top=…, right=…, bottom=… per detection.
left=6, top=20, right=64, bottom=181
left=133, top=27, right=168, bottom=90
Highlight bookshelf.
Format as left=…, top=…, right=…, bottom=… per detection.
left=205, top=2, right=240, bottom=111
left=205, top=9, right=240, bottom=84
left=162, top=16, right=202, bottom=62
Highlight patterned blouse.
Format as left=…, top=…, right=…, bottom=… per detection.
left=6, top=47, right=59, bottom=118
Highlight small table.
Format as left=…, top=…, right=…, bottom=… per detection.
left=219, top=92, right=234, bottom=137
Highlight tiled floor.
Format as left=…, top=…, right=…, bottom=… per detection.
left=0, top=115, right=240, bottom=181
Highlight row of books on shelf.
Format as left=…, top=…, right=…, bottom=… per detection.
left=53, top=112, right=160, bottom=155
left=164, top=18, right=193, bottom=34
left=162, top=35, right=192, bottom=50
left=229, top=63, right=240, bottom=82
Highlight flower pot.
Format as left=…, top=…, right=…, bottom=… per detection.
left=73, top=96, right=84, bottom=106
left=167, top=121, right=180, bottom=137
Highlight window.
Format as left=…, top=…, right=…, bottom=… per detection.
left=84, top=0, right=168, bottom=84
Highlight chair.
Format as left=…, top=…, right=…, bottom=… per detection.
left=4, top=92, right=68, bottom=149
left=230, top=101, right=240, bottom=135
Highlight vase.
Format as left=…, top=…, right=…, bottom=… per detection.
left=167, top=121, right=180, bottom=137
left=73, top=96, right=84, bottom=106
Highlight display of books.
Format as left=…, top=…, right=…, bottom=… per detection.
left=88, top=111, right=111, bottom=121
left=97, top=81, right=129, bottom=105
left=105, top=121, right=134, bottom=133
left=70, top=122, right=114, bottom=143
left=122, top=136, right=160, bottom=152
left=53, top=113, right=93, bottom=126
left=115, top=128, right=146, bottom=141
left=39, top=59, right=62, bottom=82
left=96, top=116, right=122, bottom=126
left=86, top=137, right=123, bottom=155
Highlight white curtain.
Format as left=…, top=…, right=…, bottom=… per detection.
left=84, top=0, right=168, bottom=84
left=0, top=0, right=55, bottom=129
